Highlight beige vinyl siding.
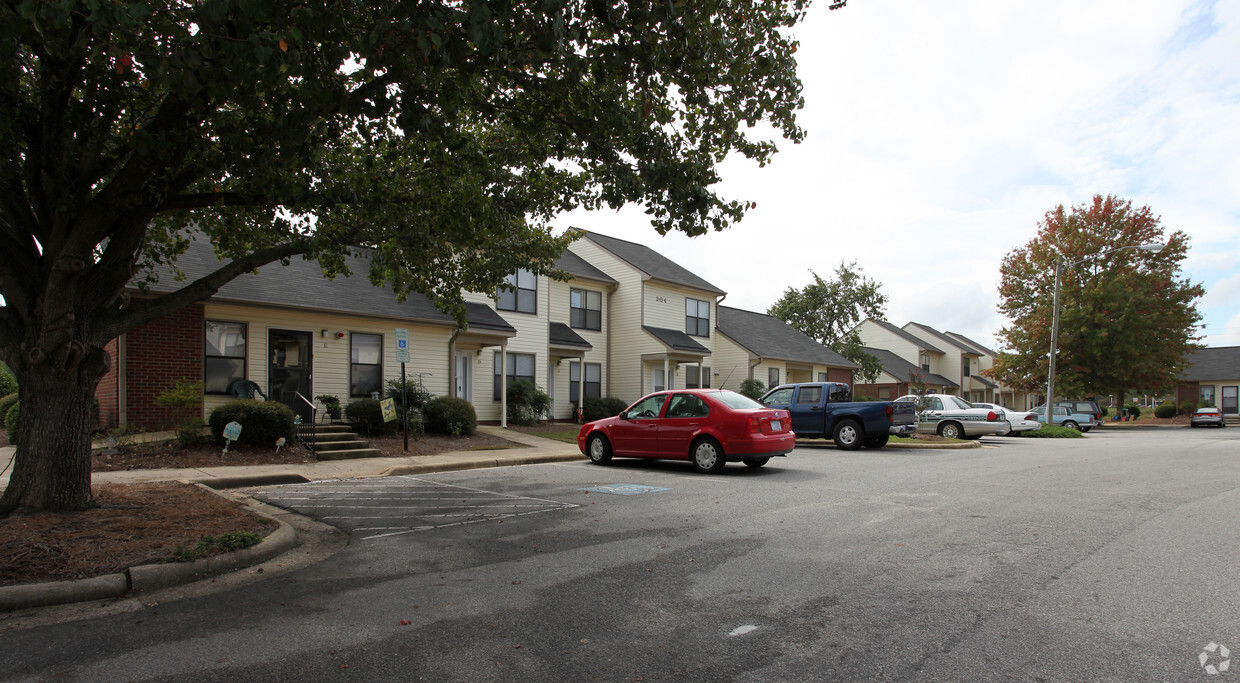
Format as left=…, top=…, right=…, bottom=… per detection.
left=643, top=281, right=713, bottom=337
left=201, top=301, right=454, bottom=420
left=710, top=333, right=754, bottom=392
left=856, top=321, right=921, bottom=361
left=464, top=274, right=552, bottom=422
left=569, top=239, right=649, bottom=404
left=548, top=276, right=609, bottom=419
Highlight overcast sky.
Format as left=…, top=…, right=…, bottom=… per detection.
left=555, top=0, right=1240, bottom=351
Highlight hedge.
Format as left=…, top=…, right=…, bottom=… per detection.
left=1154, top=403, right=1177, bottom=419
left=207, top=400, right=295, bottom=445
left=424, top=396, right=477, bottom=436
left=346, top=398, right=399, bottom=437
left=582, top=396, right=629, bottom=422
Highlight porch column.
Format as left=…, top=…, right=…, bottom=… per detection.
left=664, top=358, right=670, bottom=391
left=500, top=341, right=508, bottom=428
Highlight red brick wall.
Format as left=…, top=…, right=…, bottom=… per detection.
left=95, top=305, right=204, bottom=431
left=854, top=382, right=907, bottom=401
left=95, top=338, right=121, bottom=429
left=1176, top=382, right=1199, bottom=411
left=827, top=368, right=854, bottom=385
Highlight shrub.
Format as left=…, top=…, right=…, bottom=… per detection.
left=1099, top=406, right=1109, bottom=417
left=1154, top=403, right=1177, bottom=419
left=384, top=378, right=434, bottom=411
left=4, top=399, right=19, bottom=447
left=1021, top=424, right=1085, bottom=439
left=1124, top=404, right=1141, bottom=419
left=738, top=378, right=766, bottom=401
left=176, top=417, right=210, bottom=448
left=506, top=379, right=551, bottom=426
left=1179, top=400, right=1198, bottom=414
left=424, top=396, right=477, bottom=436
left=582, top=396, right=629, bottom=422
left=0, top=363, right=16, bottom=397
left=207, top=400, right=295, bottom=445
left=345, top=398, right=398, bottom=436
left=0, top=393, right=18, bottom=433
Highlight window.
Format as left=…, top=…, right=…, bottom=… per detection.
left=878, top=387, right=891, bottom=399
left=627, top=394, right=667, bottom=419
left=828, top=384, right=852, bottom=402
left=569, top=361, right=602, bottom=403
left=204, top=321, right=247, bottom=394
left=796, top=385, right=822, bottom=404
left=818, top=372, right=828, bottom=382
left=962, top=358, right=971, bottom=377
left=494, top=352, right=536, bottom=400
left=685, top=365, right=711, bottom=388
left=920, top=353, right=931, bottom=373
left=1201, top=385, right=1216, bottom=407
left=497, top=269, right=537, bottom=314
left=667, top=394, right=709, bottom=418
left=685, top=298, right=710, bottom=337
left=763, top=387, right=794, bottom=404
left=570, top=289, right=602, bottom=331
left=768, top=367, right=781, bottom=388
left=350, top=333, right=383, bottom=397
left=652, top=367, right=665, bottom=392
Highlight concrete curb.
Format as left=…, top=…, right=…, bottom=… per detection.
left=795, top=439, right=981, bottom=450
left=381, top=451, right=585, bottom=477
left=0, top=495, right=297, bottom=612
left=196, top=473, right=311, bottom=490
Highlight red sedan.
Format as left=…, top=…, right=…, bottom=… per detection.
left=576, top=389, right=794, bottom=473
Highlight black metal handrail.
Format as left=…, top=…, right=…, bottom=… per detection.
left=294, top=391, right=318, bottom=452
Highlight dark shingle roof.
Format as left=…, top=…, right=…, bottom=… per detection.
left=905, top=322, right=981, bottom=356
left=549, top=322, right=591, bottom=349
left=554, top=249, right=617, bottom=285
left=642, top=326, right=710, bottom=353
left=866, top=319, right=944, bottom=353
left=970, top=375, right=998, bottom=388
left=861, top=347, right=958, bottom=387
left=142, top=238, right=455, bottom=325
left=945, top=330, right=995, bottom=356
left=717, top=306, right=857, bottom=368
left=1178, top=346, right=1240, bottom=381
left=465, top=303, right=516, bottom=332
left=582, top=231, right=724, bottom=295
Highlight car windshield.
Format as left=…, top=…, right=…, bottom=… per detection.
left=711, top=390, right=765, bottom=410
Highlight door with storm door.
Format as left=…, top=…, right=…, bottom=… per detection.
left=1223, top=386, right=1238, bottom=416
left=269, top=329, right=313, bottom=423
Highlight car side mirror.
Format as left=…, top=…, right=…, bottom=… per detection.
left=619, top=411, right=629, bottom=420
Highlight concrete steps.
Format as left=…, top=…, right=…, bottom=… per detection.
left=300, top=424, right=381, bottom=460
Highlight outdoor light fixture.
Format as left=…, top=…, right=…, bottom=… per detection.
left=1045, top=242, right=1165, bottom=413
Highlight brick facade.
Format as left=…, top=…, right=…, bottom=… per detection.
left=94, top=305, right=204, bottom=431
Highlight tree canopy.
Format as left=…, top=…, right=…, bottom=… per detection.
left=991, top=195, right=1203, bottom=403
left=0, top=0, right=822, bottom=514
left=767, top=260, right=887, bottom=383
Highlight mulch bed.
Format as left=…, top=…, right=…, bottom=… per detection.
left=0, top=482, right=278, bottom=587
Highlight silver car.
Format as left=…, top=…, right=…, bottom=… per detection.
left=894, top=394, right=1010, bottom=439
left=973, top=403, right=1043, bottom=436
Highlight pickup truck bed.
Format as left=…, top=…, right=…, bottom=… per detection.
left=760, top=382, right=916, bottom=450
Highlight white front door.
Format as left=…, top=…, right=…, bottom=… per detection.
left=455, top=353, right=472, bottom=401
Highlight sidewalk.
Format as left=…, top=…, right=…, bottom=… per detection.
left=0, top=426, right=585, bottom=614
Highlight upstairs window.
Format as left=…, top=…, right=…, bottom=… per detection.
left=686, top=298, right=710, bottom=337
left=570, top=288, right=602, bottom=330
left=204, top=321, right=247, bottom=394
left=920, top=353, right=931, bottom=373
left=962, top=358, right=971, bottom=377
left=498, top=269, right=537, bottom=314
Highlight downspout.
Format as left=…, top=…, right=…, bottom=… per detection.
left=500, top=339, right=508, bottom=428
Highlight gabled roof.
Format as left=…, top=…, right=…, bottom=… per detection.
left=945, top=330, right=995, bottom=356
left=969, top=374, right=998, bottom=388
left=862, top=347, right=958, bottom=387
left=642, top=326, right=710, bottom=353
left=1178, top=346, right=1240, bottom=382
left=905, top=322, right=981, bottom=356
left=717, top=306, right=857, bottom=368
left=554, top=249, right=618, bottom=286
left=549, top=322, right=591, bottom=349
left=865, top=319, right=944, bottom=354
left=581, top=231, right=725, bottom=295
left=142, top=237, right=456, bottom=325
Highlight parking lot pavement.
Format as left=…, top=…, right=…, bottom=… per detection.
left=250, top=475, right=579, bottom=540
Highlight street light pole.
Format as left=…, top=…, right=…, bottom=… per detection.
left=1045, top=242, right=1165, bottom=413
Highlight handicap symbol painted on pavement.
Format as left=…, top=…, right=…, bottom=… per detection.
left=584, top=484, right=672, bottom=496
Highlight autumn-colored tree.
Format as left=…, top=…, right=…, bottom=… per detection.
left=992, top=195, right=1203, bottom=408
left=0, top=1, right=825, bottom=514
left=768, top=260, right=887, bottom=383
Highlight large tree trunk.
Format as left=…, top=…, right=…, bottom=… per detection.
left=0, top=349, right=109, bottom=516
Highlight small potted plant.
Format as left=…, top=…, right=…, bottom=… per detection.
left=315, top=394, right=341, bottom=421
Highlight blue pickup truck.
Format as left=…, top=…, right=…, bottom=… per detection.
left=759, top=382, right=917, bottom=450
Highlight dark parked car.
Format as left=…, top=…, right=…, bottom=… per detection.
left=1055, top=400, right=1104, bottom=427
left=577, top=389, right=795, bottom=473
left=1190, top=406, right=1226, bottom=428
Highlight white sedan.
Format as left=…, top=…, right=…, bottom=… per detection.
left=974, top=403, right=1042, bottom=436
left=893, top=394, right=1010, bottom=439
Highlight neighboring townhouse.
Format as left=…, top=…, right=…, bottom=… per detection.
left=902, top=322, right=997, bottom=404
left=853, top=346, right=955, bottom=400
left=460, top=248, right=618, bottom=423
left=940, top=330, right=1033, bottom=409
left=566, top=231, right=725, bottom=402
left=713, top=306, right=857, bottom=391
left=97, top=240, right=461, bottom=431
left=1175, top=346, right=1240, bottom=417
left=854, top=319, right=959, bottom=394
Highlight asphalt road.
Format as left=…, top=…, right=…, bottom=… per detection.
left=3, top=427, right=1238, bottom=681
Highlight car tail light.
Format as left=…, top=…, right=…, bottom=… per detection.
left=886, top=404, right=893, bottom=419
left=748, top=415, right=762, bottom=433
left=1024, top=413, right=1036, bottom=421
left=986, top=411, right=999, bottom=421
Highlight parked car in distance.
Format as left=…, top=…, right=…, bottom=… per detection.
left=973, top=403, right=1042, bottom=436
left=1032, top=405, right=1094, bottom=432
left=892, top=394, right=1009, bottom=439
left=577, top=389, right=794, bottom=473
left=1190, top=406, right=1227, bottom=428
left=1054, top=400, right=1104, bottom=427
left=759, top=382, right=916, bottom=450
